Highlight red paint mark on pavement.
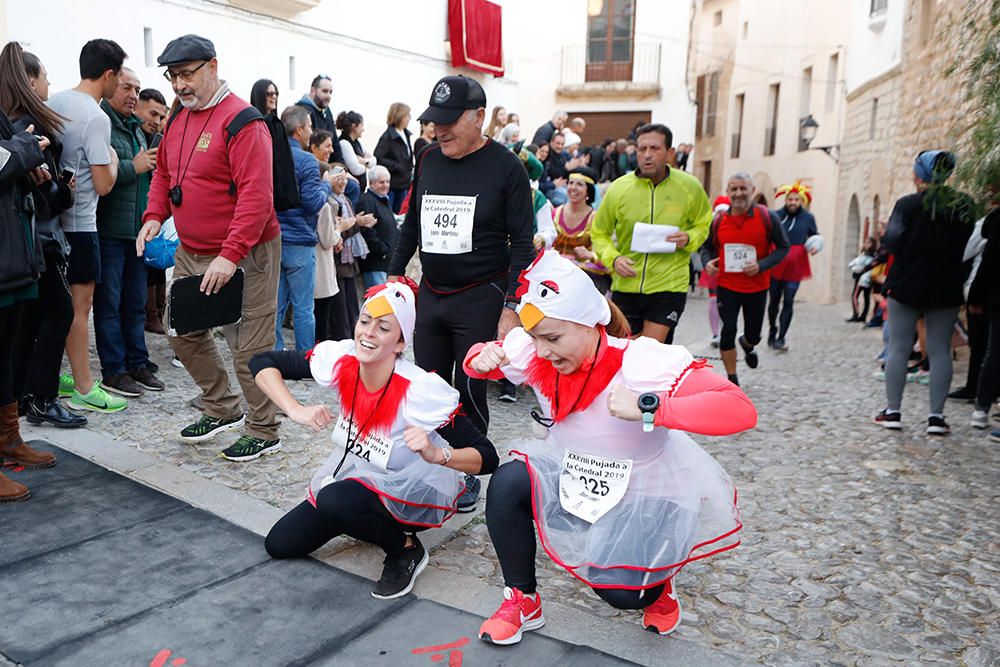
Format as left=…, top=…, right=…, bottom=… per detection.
left=411, top=638, right=469, bottom=666
left=150, top=650, right=172, bottom=667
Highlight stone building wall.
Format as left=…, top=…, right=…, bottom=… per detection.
left=890, top=0, right=992, bottom=199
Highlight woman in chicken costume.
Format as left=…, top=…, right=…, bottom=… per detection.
left=465, top=250, right=756, bottom=644
left=252, top=279, right=499, bottom=600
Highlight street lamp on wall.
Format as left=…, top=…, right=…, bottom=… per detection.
left=799, top=114, right=839, bottom=162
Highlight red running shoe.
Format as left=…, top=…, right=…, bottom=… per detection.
left=642, top=579, right=682, bottom=635
left=479, top=586, right=545, bottom=645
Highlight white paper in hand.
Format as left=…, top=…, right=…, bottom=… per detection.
left=630, top=222, right=679, bottom=254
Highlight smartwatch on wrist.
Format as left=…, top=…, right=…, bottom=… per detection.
left=503, top=300, right=519, bottom=313
left=637, top=393, right=660, bottom=433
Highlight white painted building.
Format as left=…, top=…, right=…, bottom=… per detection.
left=1, top=0, right=695, bottom=150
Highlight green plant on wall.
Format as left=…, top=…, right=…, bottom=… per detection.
left=954, top=0, right=1000, bottom=206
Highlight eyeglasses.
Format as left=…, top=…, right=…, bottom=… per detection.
left=163, top=61, right=208, bottom=83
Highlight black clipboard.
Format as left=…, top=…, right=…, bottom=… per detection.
left=168, top=268, right=245, bottom=336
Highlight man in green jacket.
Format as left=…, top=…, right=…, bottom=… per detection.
left=591, top=124, right=711, bottom=344
left=94, top=68, right=164, bottom=397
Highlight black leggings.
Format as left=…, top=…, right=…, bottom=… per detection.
left=414, top=279, right=506, bottom=435
left=314, top=295, right=335, bottom=343
left=767, top=279, right=800, bottom=339
left=13, top=256, right=74, bottom=400
left=265, top=479, right=416, bottom=559
left=486, top=460, right=664, bottom=610
left=0, top=301, right=25, bottom=406
left=717, top=286, right=767, bottom=351
left=975, top=307, right=1000, bottom=412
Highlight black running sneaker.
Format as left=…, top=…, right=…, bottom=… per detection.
left=498, top=380, right=518, bottom=403
left=926, top=416, right=950, bottom=436
left=738, top=335, right=759, bottom=369
left=874, top=409, right=902, bottom=430
left=457, top=474, right=481, bottom=513
left=372, top=536, right=428, bottom=599
left=180, top=413, right=245, bottom=443
left=102, top=372, right=144, bottom=398
left=220, top=435, right=282, bottom=461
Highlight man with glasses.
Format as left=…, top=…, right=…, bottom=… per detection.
left=296, top=74, right=344, bottom=164
left=136, top=34, right=283, bottom=462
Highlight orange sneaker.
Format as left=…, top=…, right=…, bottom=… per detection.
left=642, top=579, right=681, bottom=635
left=479, top=586, right=545, bottom=645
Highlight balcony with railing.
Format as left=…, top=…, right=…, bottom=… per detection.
left=556, top=42, right=662, bottom=99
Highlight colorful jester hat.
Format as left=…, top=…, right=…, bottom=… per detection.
left=361, top=278, right=419, bottom=346
left=514, top=250, right=611, bottom=331
left=775, top=180, right=812, bottom=206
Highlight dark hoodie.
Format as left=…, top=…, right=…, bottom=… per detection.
left=295, top=95, right=344, bottom=164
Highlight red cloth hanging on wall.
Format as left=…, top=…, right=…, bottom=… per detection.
left=448, top=0, right=504, bottom=78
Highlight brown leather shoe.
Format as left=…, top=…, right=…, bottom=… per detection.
left=0, top=402, right=56, bottom=468
left=0, top=470, right=29, bottom=502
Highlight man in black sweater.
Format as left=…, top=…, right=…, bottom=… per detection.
left=388, top=75, right=534, bottom=443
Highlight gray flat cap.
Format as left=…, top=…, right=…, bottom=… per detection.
left=157, top=34, right=216, bottom=66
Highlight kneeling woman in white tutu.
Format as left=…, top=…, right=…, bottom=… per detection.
left=464, top=251, right=756, bottom=644
left=253, top=280, right=498, bottom=599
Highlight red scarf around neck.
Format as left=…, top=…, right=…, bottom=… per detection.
left=523, top=328, right=625, bottom=423
left=332, top=354, right=411, bottom=438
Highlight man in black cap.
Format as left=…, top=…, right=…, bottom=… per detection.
left=136, top=34, right=283, bottom=463
left=388, top=75, right=534, bottom=509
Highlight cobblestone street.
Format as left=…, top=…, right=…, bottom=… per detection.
left=64, top=294, right=999, bottom=666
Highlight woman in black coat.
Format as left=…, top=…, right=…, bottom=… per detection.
left=968, top=206, right=1000, bottom=435
left=1, top=45, right=85, bottom=429
left=356, top=165, right=400, bottom=288
left=250, top=79, right=299, bottom=212
left=373, top=102, right=413, bottom=214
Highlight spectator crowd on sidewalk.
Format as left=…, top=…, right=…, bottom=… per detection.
left=1, top=31, right=998, bottom=653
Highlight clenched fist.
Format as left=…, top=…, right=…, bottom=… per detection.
left=470, top=342, right=508, bottom=374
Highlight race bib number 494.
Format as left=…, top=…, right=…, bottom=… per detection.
left=558, top=450, right=632, bottom=523
left=332, top=414, right=394, bottom=471
left=420, top=194, right=477, bottom=254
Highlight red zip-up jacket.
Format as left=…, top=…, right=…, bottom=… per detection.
left=143, top=90, right=279, bottom=264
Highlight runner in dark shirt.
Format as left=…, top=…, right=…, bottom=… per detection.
left=389, top=75, right=534, bottom=512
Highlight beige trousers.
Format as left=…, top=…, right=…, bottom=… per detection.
left=167, top=236, right=280, bottom=440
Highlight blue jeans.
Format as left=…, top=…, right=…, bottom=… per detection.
left=362, top=271, right=388, bottom=290
left=275, top=244, right=317, bottom=351
left=94, top=237, right=150, bottom=375
left=388, top=187, right=408, bottom=214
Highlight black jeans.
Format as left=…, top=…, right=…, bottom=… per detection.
left=13, top=255, right=73, bottom=400
left=414, top=279, right=506, bottom=435
left=717, top=286, right=767, bottom=351
left=767, top=279, right=800, bottom=339
left=314, top=296, right=336, bottom=343
left=330, top=276, right=361, bottom=341
left=265, top=479, right=416, bottom=559
left=486, top=460, right=664, bottom=610
left=975, top=308, right=1000, bottom=412
left=0, top=301, right=25, bottom=406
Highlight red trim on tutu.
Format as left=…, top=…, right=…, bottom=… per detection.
left=771, top=244, right=812, bottom=282
left=345, top=477, right=463, bottom=529
left=514, top=449, right=743, bottom=590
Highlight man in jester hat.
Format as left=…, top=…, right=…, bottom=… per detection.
left=768, top=180, right=823, bottom=351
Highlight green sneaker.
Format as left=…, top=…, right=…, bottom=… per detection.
left=69, top=382, right=128, bottom=413
left=179, top=413, right=245, bottom=443
left=221, top=435, right=281, bottom=462
left=58, top=373, right=75, bottom=398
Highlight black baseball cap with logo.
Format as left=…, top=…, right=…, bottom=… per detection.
left=417, top=75, right=487, bottom=125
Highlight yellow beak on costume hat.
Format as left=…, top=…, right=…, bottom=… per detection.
left=519, top=303, right=545, bottom=331
left=365, top=295, right=394, bottom=319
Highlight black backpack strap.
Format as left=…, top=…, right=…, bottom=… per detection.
left=164, top=104, right=184, bottom=135
left=223, top=106, right=265, bottom=196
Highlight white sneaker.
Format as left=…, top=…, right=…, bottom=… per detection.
left=971, top=410, right=989, bottom=429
